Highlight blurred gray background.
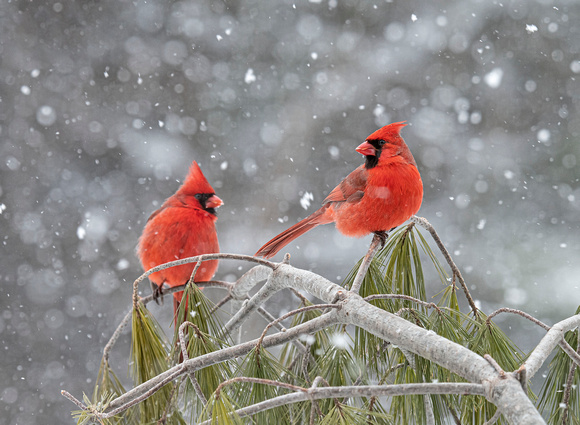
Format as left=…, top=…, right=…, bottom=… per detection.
left=1, top=0, right=579, bottom=423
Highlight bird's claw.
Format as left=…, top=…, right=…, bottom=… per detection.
left=151, top=282, right=164, bottom=305
left=374, top=231, right=389, bottom=247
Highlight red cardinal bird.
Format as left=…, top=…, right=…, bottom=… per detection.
left=256, top=122, right=423, bottom=258
left=137, top=161, right=222, bottom=319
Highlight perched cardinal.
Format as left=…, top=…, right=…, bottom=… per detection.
left=137, top=161, right=222, bottom=319
left=255, top=122, right=423, bottom=259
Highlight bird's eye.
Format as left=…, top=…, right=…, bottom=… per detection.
left=378, top=140, right=386, bottom=146
left=195, top=194, right=202, bottom=200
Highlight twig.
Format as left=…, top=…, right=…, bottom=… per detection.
left=103, top=310, right=132, bottom=363
left=487, top=308, right=580, bottom=369
left=158, top=381, right=179, bottom=424
left=482, top=409, right=502, bottom=425
left=484, top=355, right=506, bottom=378
left=561, top=335, right=580, bottom=425
left=557, top=340, right=580, bottom=367
left=178, top=322, right=208, bottom=405
left=365, top=294, right=442, bottom=313
left=302, top=342, right=312, bottom=384
left=309, top=377, right=327, bottom=425
left=254, top=303, right=318, bottom=355
left=447, top=404, right=462, bottom=425
left=525, top=314, right=580, bottom=379
left=410, top=216, right=479, bottom=317
left=256, top=304, right=341, bottom=352
left=486, top=308, right=550, bottom=330
left=350, top=234, right=382, bottom=294
left=425, top=392, right=435, bottom=425
left=290, top=288, right=309, bottom=304
left=214, top=377, right=307, bottom=400
left=132, top=253, right=277, bottom=308
left=197, top=382, right=485, bottom=425
left=60, top=390, right=87, bottom=411
left=210, top=294, right=232, bottom=315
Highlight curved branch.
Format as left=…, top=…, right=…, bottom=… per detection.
left=350, top=234, right=382, bottom=294
left=178, top=322, right=207, bottom=405
left=410, top=216, right=479, bottom=317
left=198, top=382, right=485, bottom=425
left=256, top=304, right=341, bottom=351
left=525, top=314, right=580, bottom=379
left=365, top=293, right=442, bottom=313
left=486, top=308, right=550, bottom=331
left=131, top=253, right=277, bottom=307
left=215, top=377, right=307, bottom=399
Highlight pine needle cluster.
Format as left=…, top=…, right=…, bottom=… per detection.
left=77, top=225, right=579, bottom=424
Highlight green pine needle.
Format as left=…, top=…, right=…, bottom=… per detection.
left=172, top=284, right=230, bottom=352
left=233, top=347, right=298, bottom=425
left=279, top=300, right=331, bottom=374
left=462, top=313, right=529, bottom=424
left=376, top=225, right=426, bottom=303
left=318, top=403, right=393, bottom=425
left=181, top=328, right=235, bottom=417
left=538, top=307, right=580, bottom=425
left=314, top=339, right=367, bottom=413
left=130, top=301, right=185, bottom=424
left=72, top=391, right=117, bottom=425
left=92, top=360, right=135, bottom=424
left=199, top=392, right=245, bottom=425
left=414, top=227, right=449, bottom=287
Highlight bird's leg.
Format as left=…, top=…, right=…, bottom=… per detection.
left=373, top=230, right=389, bottom=247
left=151, top=282, right=164, bottom=305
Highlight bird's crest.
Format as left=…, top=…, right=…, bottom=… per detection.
left=367, top=121, right=407, bottom=141
left=179, top=161, right=216, bottom=195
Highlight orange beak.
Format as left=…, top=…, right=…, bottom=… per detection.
left=355, top=141, right=376, bottom=156
left=205, top=194, right=223, bottom=209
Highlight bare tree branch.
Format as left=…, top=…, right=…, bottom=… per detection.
left=410, top=216, right=479, bottom=317
left=198, top=382, right=485, bottom=425
left=562, top=335, right=580, bottom=425
left=256, top=303, right=341, bottom=351
left=486, top=308, right=550, bottom=331
left=178, top=322, right=208, bottom=405
left=525, top=313, right=580, bottom=379
left=350, top=233, right=382, bottom=294
left=365, top=293, right=442, bottom=313
left=131, top=254, right=276, bottom=308
left=214, top=377, right=307, bottom=399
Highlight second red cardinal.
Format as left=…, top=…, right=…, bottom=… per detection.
left=256, top=122, right=423, bottom=258
left=137, top=161, right=222, bottom=318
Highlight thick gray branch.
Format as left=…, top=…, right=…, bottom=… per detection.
left=525, top=313, right=580, bottom=379
left=271, top=264, right=545, bottom=425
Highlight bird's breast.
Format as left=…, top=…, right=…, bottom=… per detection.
left=332, top=162, right=423, bottom=237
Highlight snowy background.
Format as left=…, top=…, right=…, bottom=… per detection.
left=1, top=0, right=579, bottom=423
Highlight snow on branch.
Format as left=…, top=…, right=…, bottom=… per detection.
left=62, top=217, right=580, bottom=425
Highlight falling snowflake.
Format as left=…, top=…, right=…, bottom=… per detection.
left=244, top=68, right=256, bottom=84
left=525, top=24, right=538, bottom=33
left=300, top=191, right=314, bottom=210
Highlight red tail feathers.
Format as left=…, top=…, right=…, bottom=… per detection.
left=255, top=206, right=332, bottom=259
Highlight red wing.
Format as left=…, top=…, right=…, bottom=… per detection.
left=323, top=165, right=368, bottom=205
